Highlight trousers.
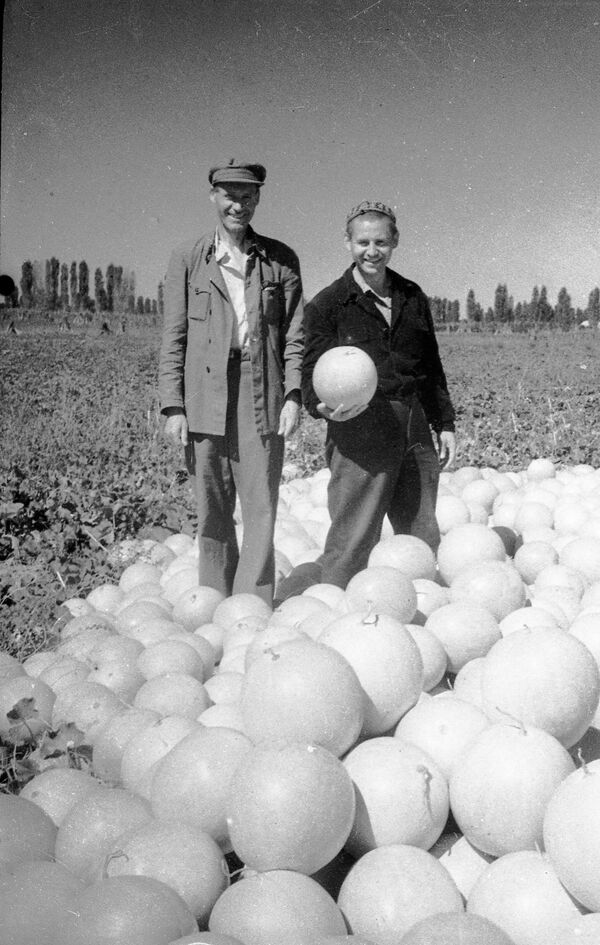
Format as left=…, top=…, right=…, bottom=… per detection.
left=275, top=397, right=440, bottom=601
left=185, top=359, right=284, bottom=605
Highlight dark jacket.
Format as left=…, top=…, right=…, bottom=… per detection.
left=301, top=265, right=455, bottom=433
left=159, top=228, right=304, bottom=436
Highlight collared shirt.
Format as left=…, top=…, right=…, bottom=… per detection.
left=214, top=229, right=249, bottom=350
left=352, top=266, right=393, bottom=326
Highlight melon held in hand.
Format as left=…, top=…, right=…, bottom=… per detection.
left=312, top=346, right=378, bottom=410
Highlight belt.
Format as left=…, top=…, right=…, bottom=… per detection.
left=228, top=348, right=251, bottom=361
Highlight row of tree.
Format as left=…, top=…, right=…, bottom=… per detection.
left=8, top=258, right=600, bottom=331
left=17, top=259, right=163, bottom=317
left=431, top=285, right=600, bottom=330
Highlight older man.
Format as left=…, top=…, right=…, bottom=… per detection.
left=159, top=160, right=303, bottom=604
left=277, top=200, right=456, bottom=599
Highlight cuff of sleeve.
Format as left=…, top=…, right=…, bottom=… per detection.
left=285, top=389, right=302, bottom=406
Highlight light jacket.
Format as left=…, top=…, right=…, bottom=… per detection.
left=302, top=265, right=455, bottom=433
left=159, top=228, right=304, bottom=436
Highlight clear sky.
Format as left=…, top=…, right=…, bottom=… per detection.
left=1, top=0, right=599, bottom=309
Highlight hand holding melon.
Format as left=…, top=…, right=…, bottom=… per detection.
left=312, top=346, right=377, bottom=422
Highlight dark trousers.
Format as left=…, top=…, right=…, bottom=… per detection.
left=391, top=401, right=441, bottom=553
left=185, top=360, right=284, bottom=605
left=276, top=397, right=440, bottom=600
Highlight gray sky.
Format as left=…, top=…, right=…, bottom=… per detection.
left=2, top=0, right=599, bottom=307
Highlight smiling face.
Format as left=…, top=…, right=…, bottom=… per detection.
left=345, top=213, right=399, bottom=284
left=210, top=182, right=260, bottom=236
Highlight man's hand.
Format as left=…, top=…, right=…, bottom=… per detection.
left=164, top=411, right=189, bottom=446
left=278, top=399, right=300, bottom=438
left=317, top=401, right=369, bottom=422
left=438, top=430, right=456, bottom=469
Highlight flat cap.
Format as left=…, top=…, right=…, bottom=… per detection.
left=346, top=200, right=396, bottom=226
left=209, top=160, right=267, bottom=187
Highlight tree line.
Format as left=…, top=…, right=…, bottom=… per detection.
left=6, top=259, right=599, bottom=333
left=430, top=284, right=600, bottom=331
left=15, top=258, right=164, bottom=317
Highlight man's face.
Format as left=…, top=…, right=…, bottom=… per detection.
left=345, top=214, right=398, bottom=281
left=210, top=183, right=260, bottom=235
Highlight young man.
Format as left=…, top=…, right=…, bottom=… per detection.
left=279, top=200, right=455, bottom=597
left=159, top=160, right=304, bottom=605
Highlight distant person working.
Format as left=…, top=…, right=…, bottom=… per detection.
left=277, top=200, right=456, bottom=600
left=159, top=160, right=304, bottom=605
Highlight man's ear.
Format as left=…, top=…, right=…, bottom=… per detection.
left=209, top=188, right=216, bottom=205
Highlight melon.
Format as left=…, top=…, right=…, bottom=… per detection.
left=54, top=785, right=152, bottom=882
left=240, top=638, right=364, bottom=758
left=337, top=844, right=463, bottom=944
left=480, top=628, right=600, bottom=747
left=467, top=850, right=584, bottom=944
left=0, top=860, right=86, bottom=945
left=449, top=560, right=527, bottom=622
left=55, top=874, right=197, bottom=945
left=398, top=912, right=515, bottom=945
left=542, top=758, right=600, bottom=911
left=424, top=602, right=501, bottom=673
left=172, top=585, right=226, bottom=630
left=212, top=593, right=273, bottom=630
left=437, top=524, right=506, bottom=586
left=226, top=742, right=355, bottom=874
left=209, top=869, right=347, bottom=944
left=449, top=722, right=574, bottom=857
left=0, top=793, right=57, bottom=867
left=312, top=345, right=378, bottom=410
left=319, top=610, right=423, bottom=736
left=102, top=819, right=228, bottom=925
left=119, top=561, right=163, bottom=594
left=435, top=495, right=471, bottom=534
left=344, top=567, right=417, bottom=623
left=367, top=534, right=437, bottom=581
left=513, top=541, right=559, bottom=584
left=133, top=672, right=211, bottom=719
left=342, top=736, right=449, bottom=857
left=560, top=536, right=600, bottom=584
left=137, top=639, right=207, bottom=682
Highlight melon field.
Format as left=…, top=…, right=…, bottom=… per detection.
left=1, top=322, right=600, bottom=945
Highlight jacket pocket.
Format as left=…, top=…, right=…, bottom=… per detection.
left=262, top=281, right=284, bottom=324
left=188, top=286, right=211, bottom=321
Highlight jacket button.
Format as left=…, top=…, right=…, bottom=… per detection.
left=206, top=366, right=210, bottom=373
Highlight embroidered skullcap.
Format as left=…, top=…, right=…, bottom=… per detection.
left=346, top=200, right=397, bottom=226
left=209, top=160, right=267, bottom=187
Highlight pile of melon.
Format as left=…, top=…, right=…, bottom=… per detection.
left=2, top=457, right=600, bottom=945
